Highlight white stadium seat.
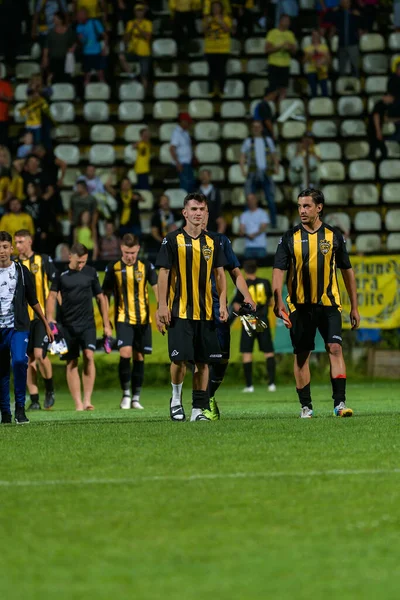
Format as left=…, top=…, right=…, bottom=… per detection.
left=248, top=78, right=269, bottom=98
left=275, top=215, right=290, bottom=232
left=194, top=121, right=220, bottom=141
left=119, top=81, right=145, bottom=101
left=152, top=39, right=177, bottom=57
left=280, top=98, right=305, bottom=118
left=355, top=234, right=381, bottom=253
left=344, top=141, right=369, bottom=160
left=379, top=160, right=400, bottom=180
left=16, top=62, right=40, bottom=79
left=389, top=33, right=400, bottom=51
left=188, top=80, right=209, bottom=98
left=360, top=33, right=385, bottom=52
left=386, top=141, right=400, bottom=158
left=118, top=101, right=144, bottom=121
left=319, top=142, right=342, bottom=161
left=340, top=120, right=367, bottom=137
left=385, top=209, right=400, bottom=231
left=159, top=143, right=172, bottom=164
left=52, top=83, right=76, bottom=101
left=60, top=168, right=80, bottom=187
left=281, top=121, right=306, bottom=139
left=244, top=38, right=265, bottom=55
left=232, top=238, right=246, bottom=255
left=220, top=101, right=246, bottom=119
left=195, top=142, right=221, bottom=163
left=308, top=98, right=334, bottom=116
left=158, top=122, right=177, bottom=142
left=349, top=160, right=375, bottom=180
left=188, top=100, right=214, bottom=119
left=84, top=83, right=110, bottom=100
left=15, top=84, right=28, bottom=101
left=153, top=61, right=178, bottom=78
left=337, top=96, right=363, bottom=116
left=188, top=61, right=209, bottom=76
left=335, top=77, right=361, bottom=95
left=61, top=190, right=72, bottom=210
left=90, top=125, right=116, bottom=143
left=231, top=215, right=240, bottom=235
left=386, top=233, right=400, bottom=251
left=135, top=190, right=154, bottom=211
left=165, top=188, right=188, bottom=209
left=202, top=165, right=225, bottom=181
left=188, top=38, right=205, bottom=57
left=222, top=122, right=249, bottom=139
left=83, top=101, right=109, bottom=122
left=319, top=161, right=345, bottom=181
left=365, top=76, right=388, bottom=95
left=50, top=102, right=75, bottom=123
left=311, top=120, right=338, bottom=138
left=324, top=212, right=351, bottom=233
left=267, top=236, right=281, bottom=255
left=354, top=210, right=381, bottom=231
left=321, top=185, right=349, bottom=205
left=231, top=187, right=246, bottom=206
left=226, top=59, right=243, bottom=75
left=52, top=125, right=81, bottom=142
left=153, top=101, right=178, bottom=120
left=247, top=58, right=267, bottom=75
left=383, top=183, right=400, bottom=203
left=353, top=184, right=379, bottom=205
left=228, top=165, right=246, bottom=184
left=225, top=144, right=241, bottom=163
left=123, top=145, right=137, bottom=165
left=153, top=81, right=180, bottom=99
left=124, top=124, right=146, bottom=142
left=54, top=144, right=80, bottom=165
left=89, top=144, right=115, bottom=166
left=362, top=53, right=389, bottom=74
left=223, top=79, right=245, bottom=98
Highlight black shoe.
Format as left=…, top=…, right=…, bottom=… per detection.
left=15, top=407, right=30, bottom=424
left=170, top=398, right=186, bottom=422
left=44, top=391, right=55, bottom=410
left=28, top=402, right=41, bottom=411
left=1, top=411, right=12, bottom=424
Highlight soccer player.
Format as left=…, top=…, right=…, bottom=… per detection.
left=46, top=243, right=112, bottom=411
left=156, top=192, right=228, bottom=422
left=233, top=260, right=276, bottom=394
left=272, top=188, right=360, bottom=418
left=102, top=233, right=158, bottom=410
left=14, top=229, right=57, bottom=410
left=0, top=231, right=53, bottom=425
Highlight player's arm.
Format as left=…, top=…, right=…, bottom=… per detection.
left=46, top=291, right=58, bottom=323
left=157, top=268, right=171, bottom=326
left=272, top=268, right=286, bottom=318
left=340, top=268, right=360, bottom=329
left=214, top=266, right=228, bottom=322
left=23, top=265, right=54, bottom=341
left=229, top=267, right=256, bottom=311
left=96, top=293, right=112, bottom=337
left=31, top=303, right=54, bottom=342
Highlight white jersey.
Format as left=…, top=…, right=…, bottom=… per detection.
left=0, top=262, right=17, bottom=328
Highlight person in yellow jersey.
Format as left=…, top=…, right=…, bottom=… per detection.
left=133, top=127, right=151, bottom=190
left=303, top=30, right=331, bottom=98
left=14, top=230, right=58, bottom=411
left=204, top=1, right=232, bottom=96
left=102, top=233, right=158, bottom=410
left=120, top=4, right=152, bottom=91
left=73, top=0, right=107, bottom=21
left=19, top=88, right=53, bottom=146
left=0, top=198, right=35, bottom=240
left=265, top=14, right=297, bottom=103
left=73, top=209, right=98, bottom=260
left=272, top=188, right=360, bottom=419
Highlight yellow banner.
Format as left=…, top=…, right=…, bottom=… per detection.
left=340, top=255, right=400, bottom=329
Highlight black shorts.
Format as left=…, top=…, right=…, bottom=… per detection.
left=215, top=321, right=231, bottom=361
left=62, top=326, right=97, bottom=361
left=27, top=319, right=49, bottom=357
left=240, top=321, right=274, bottom=354
left=116, top=322, right=152, bottom=355
left=82, top=54, right=105, bottom=73
left=168, top=318, right=222, bottom=363
left=289, top=305, right=343, bottom=354
left=268, top=65, right=290, bottom=91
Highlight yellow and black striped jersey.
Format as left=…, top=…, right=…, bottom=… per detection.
left=155, top=228, right=227, bottom=321
left=102, top=259, right=157, bottom=326
left=17, top=253, right=57, bottom=320
left=274, top=223, right=352, bottom=311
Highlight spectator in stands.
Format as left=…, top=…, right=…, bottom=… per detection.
left=42, top=12, right=77, bottom=84
left=70, top=180, right=98, bottom=229
left=19, top=89, right=53, bottom=146
left=133, top=127, right=151, bottom=190
left=170, top=0, right=197, bottom=52
left=203, top=1, right=232, bottom=96
left=0, top=73, right=13, bottom=148
left=98, top=220, right=120, bottom=260
left=0, top=146, right=12, bottom=212
left=151, top=193, right=177, bottom=247
left=73, top=0, right=107, bottom=23
left=325, top=0, right=360, bottom=78
left=120, top=4, right=153, bottom=92
left=33, top=144, right=67, bottom=192
left=303, top=30, right=331, bottom=97
left=197, top=168, right=226, bottom=233
left=368, top=94, right=395, bottom=161
left=74, top=209, right=98, bottom=259
left=387, top=63, right=400, bottom=105
left=275, top=0, right=299, bottom=32
left=76, top=8, right=108, bottom=86
left=170, top=112, right=195, bottom=193
left=254, top=88, right=275, bottom=139
left=19, top=156, right=46, bottom=197
left=24, top=183, right=42, bottom=232
left=77, top=164, right=106, bottom=195
left=288, top=134, right=321, bottom=189
left=265, top=14, right=297, bottom=103
left=239, top=193, right=269, bottom=260
left=0, top=0, right=26, bottom=78
left=36, top=185, right=60, bottom=254
left=232, top=0, right=254, bottom=38
left=240, top=120, right=279, bottom=229
left=32, top=0, right=68, bottom=44
left=114, top=177, right=143, bottom=237
left=17, top=132, right=34, bottom=159
left=358, top=0, right=378, bottom=32
left=0, top=198, right=35, bottom=240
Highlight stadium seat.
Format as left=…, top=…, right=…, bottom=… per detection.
left=321, top=184, right=349, bottom=205
left=60, top=168, right=80, bottom=187
left=275, top=186, right=284, bottom=204
left=386, top=233, right=400, bottom=251
left=52, top=125, right=81, bottom=143
left=221, top=122, right=249, bottom=139
left=319, top=161, right=345, bottom=181
left=194, top=121, right=220, bottom=141
left=16, top=62, right=40, bottom=79
left=164, top=188, right=188, bottom=209
left=285, top=142, right=298, bottom=161
left=324, top=212, right=351, bottom=233
left=153, top=101, right=178, bottom=120
left=360, top=33, right=385, bottom=52
left=354, top=210, right=381, bottom=231
left=13, top=102, right=26, bottom=123
left=248, top=79, right=269, bottom=98
left=385, top=209, right=400, bottom=231
left=340, top=120, right=367, bottom=137
left=228, top=165, right=246, bottom=184
left=83, top=101, right=109, bottom=122
left=365, top=76, right=388, bottom=95
left=225, top=144, right=241, bottom=163
left=275, top=215, right=290, bottom=232
left=201, top=165, right=225, bottom=181
left=118, top=101, right=144, bottom=121
left=367, top=95, right=383, bottom=113
left=244, top=38, right=265, bottom=55
left=231, top=39, right=242, bottom=56
left=84, top=83, right=110, bottom=101
left=388, top=33, right=400, bottom=51
left=88, top=144, right=116, bottom=166
left=119, top=81, right=145, bottom=101
left=14, top=84, right=27, bottom=101
left=267, top=236, right=281, bottom=256
left=344, top=141, right=369, bottom=160
left=124, top=124, right=146, bottom=142
left=281, top=121, right=306, bottom=139
left=158, top=122, right=177, bottom=142
left=195, top=142, right=221, bottom=163
left=223, top=79, right=245, bottom=98
left=54, top=144, right=80, bottom=165
left=153, top=81, right=180, bottom=99
left=232, top=238, right=246, bottom=255
left=61, top=190, right=72, bottom=211
left=335, top=77, right=361, bottom=95
left=318, top=142, right=342, bottom=161
left=247, top=58, right=267, bottom=75
left=135, top=189, right=154, bottom=211
left=152, top=39, right=177, bottom=57
left=355, top=234, right=381, bottom=253
left=90, top=125, right=116, bottom=143
left=280, top=98, right=305, bottom=117
left=159, top=143, right=173, bottom=164
left=349, top=160, right=375, bottom=180
left=153, top=61, right=178, bottom=78
left=188, top=38, right=205, bottom=57
left=123, top=145, right=137, bottom=165
left=52, top=83, right=75, bottom=101
left=50, top=102, right=75, bottom=123
left=332, top=57, right=351, bottom=74
left=272, top=165, right=285, bottom=183
left=127, top=169, right=137, bottom=185
left=226, top=59, right=243, bottom=76
left=311, top=120, right=338, bottom=138
left=382, top=183, right=400, bottom=203
left=220, top=101, right=246, bottom=118
left=353, top=184, right=379, bottom=205
left=308, top=98, right=334, bottom=117
left=188, top=61, right=209, bottom=76
left=231, top=187, right=246, bottom=205
left=379, top=160, right=400, bottom=180
left=188, top=100, right=214, bottom=119
left=362, top=53, right=389, bottom=74
left=386, top=141, right=400, bottom=158
left=290, top=59, right=301, bottom=75
left=231, top=215, right=240, bottom=235
left=337, top=96, right=363, bottom=116
left=188, top=80, right=209, bottom=98
left=140, top=213, right=152, bottom=235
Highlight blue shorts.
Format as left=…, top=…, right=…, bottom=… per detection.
left=216, top=321, right=230, bottom=360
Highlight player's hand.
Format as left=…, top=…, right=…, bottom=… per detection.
left=350, top=308, right=360, bottom=330
left=104, top=324, right=112, bottom=338
left=274, top=300, right=286, bottom=319
left=158, top=305, right=171, bottom=327
left=243, top=296, right=256, bottom=311
left=155, top=309, right=165, bottom=334
left=46, top=324, right=55, bottom=344
left=219, top=305, right=228, bottom=323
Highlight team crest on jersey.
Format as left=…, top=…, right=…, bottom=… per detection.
left=202, top=245, right=212, bottom=262
left=31, top=263, right=39, bottom=274
left=135, top=270, right=143, bottom=282
left=319, top=239, right=331, bottom=255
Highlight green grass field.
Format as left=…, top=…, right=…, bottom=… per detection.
left=1, top=381, right=400, bottom=599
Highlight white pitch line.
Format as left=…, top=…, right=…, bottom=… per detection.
left=0, top=468, right=399, bottom=488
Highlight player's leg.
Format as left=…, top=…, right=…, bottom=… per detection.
left=119, top=345, right=133, bottom=408
left=168, top=318, right=194, bottom=421
left=208, top=322, right=230, bottom=419
left=27, top=354, right=40, bottom=410
left=191, top=362, right=211, bottom=421
left=10, top=330, right=30, bottom=424
left=240, top=323, right=255, bottom=392
left=190, top=321, right=220, bottom=421
left=131, top=350, right=144, bottom=409
left=0, top=338, right=12, bottom=423
left=33, top=319, right=55, bottom=409
left=66, top=359, right=83, bottom=411
left=290, top=308, right=316, bottom=417
left=82, top=349, right=95, bottom=410
left=258, top=327, right=276, bottom=391
left=170, top=361, right=186, bottom=421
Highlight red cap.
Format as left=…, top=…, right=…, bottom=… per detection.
left=179, top=111, right=193, bottom=123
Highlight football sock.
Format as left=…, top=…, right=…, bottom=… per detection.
left=209, top=362, right=228, bottom=397
left=44, top=377, right=54, bottom=393
left=243, top=362, right=253, bottom=387
left=331, top=375, right=346, bottom=407
left=30, top=393, right=39, bottom=405
left=192, top=389, right=209, bottom=410
left=171, top=382, right=183, bottom=407
left=119, top=357, right=131, bottom=396
left=266, top=357, right=276, bottom=386
left=131, top=360, right=144, bottom=400
left=296, top=383, right=312, bottom=409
